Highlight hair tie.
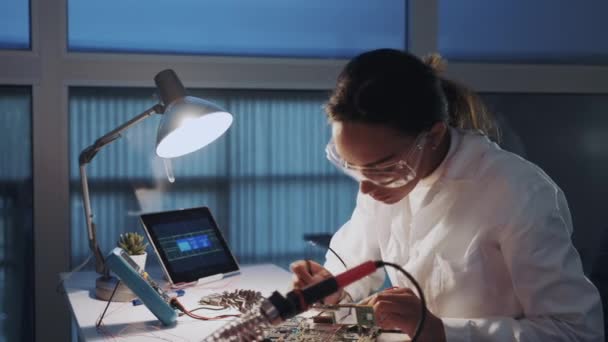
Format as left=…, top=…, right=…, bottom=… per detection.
left=423, top=53, right=447, bottom=75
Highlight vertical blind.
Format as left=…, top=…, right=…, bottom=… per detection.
left=0, top=87, right=33, bottom=342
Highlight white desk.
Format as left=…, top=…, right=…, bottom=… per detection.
left=63, top=264, right=292, bottom=341
left=63, top=264, right=409, bottom=341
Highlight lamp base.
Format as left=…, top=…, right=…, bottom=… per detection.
left=95, top=276, right=137, bottom=302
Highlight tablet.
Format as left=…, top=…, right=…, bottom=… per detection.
left=140, top=207, right=239, bottom=285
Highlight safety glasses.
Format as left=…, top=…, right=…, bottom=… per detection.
left=325, top=133, right=428, bottom=188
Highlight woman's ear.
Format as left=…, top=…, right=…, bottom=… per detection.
left=429, top=121, right=448, bottom=150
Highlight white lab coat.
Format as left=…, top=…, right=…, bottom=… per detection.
left=324, top=128, right=604, bottom=341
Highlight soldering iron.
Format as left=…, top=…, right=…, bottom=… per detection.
left=204, top=260, right=426, bottom=342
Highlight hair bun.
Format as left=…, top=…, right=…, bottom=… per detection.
left=423, top=53, right=447, bottom=75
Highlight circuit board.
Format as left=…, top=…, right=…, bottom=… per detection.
left=261, top=315, right=381, bottom=341
left=262, top=318, right=380, bottom=341
left=199, top=291, right=385, bottom=341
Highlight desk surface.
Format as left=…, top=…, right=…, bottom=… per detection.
left=63, top=264, right=292, bottom=341
left=63, top=264, right=409, bottom=341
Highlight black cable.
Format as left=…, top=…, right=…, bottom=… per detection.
left=96, top=280, right=121, bottom=328
left=378, top=261, right=426, bottom=342
left=306, top=240, right=348, bottom=270
left=327, top=246, right=348, bottom=270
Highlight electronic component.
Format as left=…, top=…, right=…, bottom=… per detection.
left=312, top=311, right=336, bottom=324
left=313, top=304, right=376, bottom=327
left=312, top=304, right=376, bottom=328
left=199, top=290, right=264, bottom=313
left=355, top=306, right=375, bottom=327
left=261, top=317, right=381, bottom=341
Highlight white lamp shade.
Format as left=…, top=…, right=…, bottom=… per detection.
left=155, top=96, right=233, bottom=158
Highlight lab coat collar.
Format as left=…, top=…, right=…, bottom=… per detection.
left=440, top=129, right=494, bottom=182
left=419, top=126, right=460, bottom=186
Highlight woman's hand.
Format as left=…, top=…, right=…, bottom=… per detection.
left=361, top=287, right=446, bottom=342
left=289, top=260, right=344, bottom=305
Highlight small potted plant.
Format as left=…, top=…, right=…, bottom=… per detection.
left=117, top=232, right=149, bottom=270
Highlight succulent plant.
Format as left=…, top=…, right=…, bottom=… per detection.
left=117, top=232, right=148, bottom=255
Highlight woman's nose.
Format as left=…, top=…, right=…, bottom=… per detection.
left=360, top=181, right=375, bottom=194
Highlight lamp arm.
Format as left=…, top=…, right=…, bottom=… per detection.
left=79, top=104, right=165, bottom=164
left=78, top=103, right=165, bottom=276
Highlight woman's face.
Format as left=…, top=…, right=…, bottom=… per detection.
left=332, top=121, right=422, bottom=204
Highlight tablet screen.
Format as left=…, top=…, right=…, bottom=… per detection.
left=140, top=207, right=239, bottom=284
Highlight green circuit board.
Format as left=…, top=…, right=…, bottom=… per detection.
left=261, top=311, right=380, bottom=341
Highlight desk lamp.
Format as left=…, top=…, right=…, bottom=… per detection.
left=79, top=69, right=233, bottom=300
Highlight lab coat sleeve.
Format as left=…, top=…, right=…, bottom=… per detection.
left=324, top=191, right=386, bottom=302
left=442, top=184, right=604, bottom=341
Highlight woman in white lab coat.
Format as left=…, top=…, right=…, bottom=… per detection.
left=290, top=49, right=604, bottom=341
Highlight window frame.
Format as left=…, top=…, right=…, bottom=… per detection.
left=0, top=0, right=607, bottom=340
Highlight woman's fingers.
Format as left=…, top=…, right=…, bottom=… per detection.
left=291, top=274, right=307, bottom=289
left=358, top=294, right=374, bottom=305
left=290, top=262, right=314, bottom=285
left=376, top=311, right=406, bottom=330
left=381, top=287, right=414, bottom=295
left=290, top=260, right=335, bottom=289
left=305, top=260, right=327, bottom=273
left=290, top=260, right=345, bottom=304
left=373, top=298, right=418, bottom=316
left=366, top=287, right=415, bottom=305
left=370, top=290, right=423, bottom=334
left=361, top=287, right=441, bottom=339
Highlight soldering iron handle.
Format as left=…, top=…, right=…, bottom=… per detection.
left=299, top=260, right=379, bottom=309
left=335, top=260, right=379, bottom=288
left=269, top=259, right=382, bottom=320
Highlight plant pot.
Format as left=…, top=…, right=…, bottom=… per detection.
left=129, top=252, right=147, bottom=271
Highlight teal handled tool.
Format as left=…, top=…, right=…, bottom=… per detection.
left=105, top=247, right=178, bottom=326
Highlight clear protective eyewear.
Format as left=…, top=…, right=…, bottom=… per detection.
left=325, top=132, right=428, bottom=188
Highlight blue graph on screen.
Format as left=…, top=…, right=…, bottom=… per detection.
left=176, top=235, right=211, bottom=252
left=158, top=229, right=223, bottom=262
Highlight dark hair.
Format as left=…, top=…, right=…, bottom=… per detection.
left=326, top=49, right=499, bottom=141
